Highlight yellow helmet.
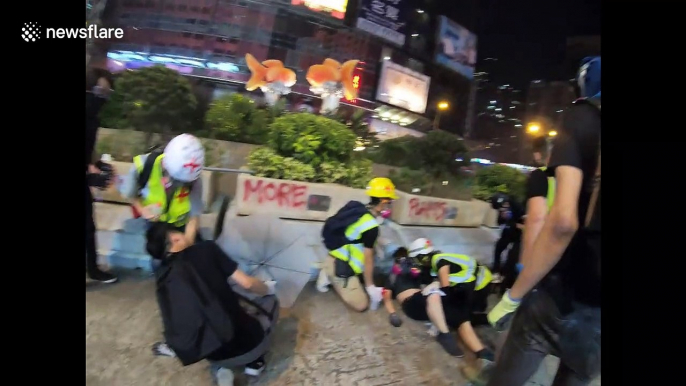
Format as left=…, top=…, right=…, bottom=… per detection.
left=366, top=177, right=399, bottom=200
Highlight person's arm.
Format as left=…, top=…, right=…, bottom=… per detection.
left=438, top=264, right=451, bottom=288
left=509, top=166, right=582, bottom=299
left=361, top=227, right=379, bottom=286
left=231, top=270, right=270, bottom=296
left=520, top=171, right=550, bottom=268
left=184, top=179, right=204, bottom=244
left=209, top=242, right=274, bottom=296
left=382, top=288, right=396, bottom=314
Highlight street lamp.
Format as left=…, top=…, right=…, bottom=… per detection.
left=548, top=130, right=558, bottom=137
left=526, top=123, right=540, bottom=134
left=434, top=101, right=449, bottom=130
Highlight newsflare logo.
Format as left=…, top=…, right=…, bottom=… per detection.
left=21, top=22, right=124, bottom=43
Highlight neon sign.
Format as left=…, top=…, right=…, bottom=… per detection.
left=291, top=0, right=348, bottom=20
left=106, top=51, right=241, bottom=73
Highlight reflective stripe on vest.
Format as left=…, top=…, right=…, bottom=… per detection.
left=329, top=213, right=379, bottom=275
left=539, top=167, right=556, bottom=211
left=430, top=253, right=476, bottom=285
left=133, top=153, right=192, bottom=227
left=474, top=265, right=492, bottom=291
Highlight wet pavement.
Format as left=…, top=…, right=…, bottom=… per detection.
left=86, top=270, right=600, bottom=386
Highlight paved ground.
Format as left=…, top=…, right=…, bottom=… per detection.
left=86, top=270, right=600, bottom=386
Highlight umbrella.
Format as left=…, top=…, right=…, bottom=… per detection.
left=215, top=213, right=321, bottom=308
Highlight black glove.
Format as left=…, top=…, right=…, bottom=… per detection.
left=389, top=313, right=403, bottom=327
left=95, top=160, right=113, bottom=173
left=87, top=173, right=110, bottom=189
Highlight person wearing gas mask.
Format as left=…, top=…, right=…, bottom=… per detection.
left=120, top=134, right=205, bottom=260
left=85, top=68, right=118, bottom=283
left=489, top=193, right=524, bottom=286
left=318, top=177, right=397, bottom=312
left=407, top=238, right=496, bottom=362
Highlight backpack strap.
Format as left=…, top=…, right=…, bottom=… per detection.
left=584, top=141, right=601, bottom=227
left=137, top=149, right=164, bottom=192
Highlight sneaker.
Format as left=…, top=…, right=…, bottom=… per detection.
left=88, top=270, right=118, bottom=284
left=436, top=332, right=464, bottom=357
left=316, top=269, right=331, bottom=293
left=244, top=356, right=265, bottom=376
left=151, top=342, right=176, bottom=358
left=215, top=367, right=235, bottom=386
left=426, top=323, right=439, bottom=337
left=462, top=360, right=496, bottom=385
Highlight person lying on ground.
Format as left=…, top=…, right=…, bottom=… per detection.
left=408, top=238, right=495, bottom=363
left=149, top=225, right=276, bottom=382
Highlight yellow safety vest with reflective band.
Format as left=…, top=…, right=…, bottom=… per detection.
left=430, top=253, right=477, bottom=286
left=539, top=167, right=556, bottom=210
left=329, top=213, right=379, bottom=275
left=133, top=153, right=192, bottom=227
left=474, top=265, right=492, bottom=291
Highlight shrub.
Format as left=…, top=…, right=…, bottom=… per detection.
left=247, top=147, right=315, bottom=182
left=472, top=164, right=527, bottom=203
left=268, top=113, right=356, bottom=165
left=205, top=93, right=269, bottom=144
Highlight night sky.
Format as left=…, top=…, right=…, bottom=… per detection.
left=474, top=0, right=601, bottom=88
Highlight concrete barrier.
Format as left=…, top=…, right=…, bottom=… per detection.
left=234, top=174, right=369, bottom=221
left=391, top=192, right=490, bottom=227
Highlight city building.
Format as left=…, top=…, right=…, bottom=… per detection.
left=94, top=0, right=478, bottom=140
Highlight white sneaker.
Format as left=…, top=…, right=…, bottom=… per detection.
left=215, top=367, right=234, bottom=386
left=316, top=269, right=331, bottom=293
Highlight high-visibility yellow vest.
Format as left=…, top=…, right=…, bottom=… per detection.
left=474, top=265, right=492, bottom=291
left=133, top=153, right=192, bottom=227
left=430, top=253, right=477, bottom=286
left=540, top=167, right=556, bottom=211
left=329, top=213, right=379, bottom=275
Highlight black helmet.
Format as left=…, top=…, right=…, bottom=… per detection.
left=490, top=193, right=509, bottom=210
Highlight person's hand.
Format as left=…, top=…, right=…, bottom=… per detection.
left=421, top=281, right=446, bottom=297
left=264, top=280, right=277, bottom=296
left=366, top=285, right=383, bottom=309
left=140, top=204, right=161, bottom=221
left=88, top=164, right=101, bottom=174
left=389, top=312, right=403, bottom=327
left=487, top=290, right=522, bottom=331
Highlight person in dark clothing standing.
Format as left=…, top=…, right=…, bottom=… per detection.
left=85, top=68, right=117, bottom=283
left=490, top=193, right=524, bottom=286
left=479, top=56, right=601, bottom=386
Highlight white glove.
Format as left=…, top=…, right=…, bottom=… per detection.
left=422, top=281, right=446, bottom=297
left=366, top=285, right=383, bottom=310
left=264, top=280, right=277, bottom=296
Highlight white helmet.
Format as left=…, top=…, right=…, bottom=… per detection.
left=408, top=238, right=434, bottom=258
left=162, top=134, right=205, bottom=182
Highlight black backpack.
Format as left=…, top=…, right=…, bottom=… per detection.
left=321, top=201, right=370, bottom=251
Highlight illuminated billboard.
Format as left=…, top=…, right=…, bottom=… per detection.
left=375, top=60, right=431, bottom=114
left=291, top=0, right=348, bottom=20
left=435, top=16, right=478, bottom=80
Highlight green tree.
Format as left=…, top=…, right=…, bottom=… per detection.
left=113, top=65, right=197, bottom=146
left=333, top=109, right=379, bottom=148
left=415, top=130, right=469, bottom=179
left=472, top=164, right=527, bottom=203
left=205, top=93, right=269, bottom=144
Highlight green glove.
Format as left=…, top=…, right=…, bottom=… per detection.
left=487, top=290, right=521, bottom=331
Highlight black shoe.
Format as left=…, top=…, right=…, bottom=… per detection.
left=436, top=332, right=464, bottom=357
left=245, top=356, right=265, bottom=376
left=88, top=270, right=118, bottom=284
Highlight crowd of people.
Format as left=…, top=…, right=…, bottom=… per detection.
left=85, top=56, right=601, bottom=385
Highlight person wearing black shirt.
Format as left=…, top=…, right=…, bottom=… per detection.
left=482, top=57, right=601, bottom=386
left=85, top=68, right=117, bottom=283
left=490, top=193, right=524, bottom=286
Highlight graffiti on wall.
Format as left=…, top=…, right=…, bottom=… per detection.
left=408, top=198, right=457, bottom=222
left=242, top=178, right=331, bottom=212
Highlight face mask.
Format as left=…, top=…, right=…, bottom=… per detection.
left=392, top=258, right=422, bottom=278
left=380, top=209, right=392, bottom=219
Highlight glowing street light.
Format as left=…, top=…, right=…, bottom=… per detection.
left=548, top=130, right=558, bottom=137
left=527, top=123, right=540, bottom=134
left=438, top=101, right=450, bottom=110
left=434, top=101, right=450, bottom=129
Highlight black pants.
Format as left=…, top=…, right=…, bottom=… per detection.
left=485, top=290, right=601, bottom=386
left=492, top=226, right=520, bottom=274
left=401, top=291, right=469, bottom=329
left=85, top=182, right=99, bottom=275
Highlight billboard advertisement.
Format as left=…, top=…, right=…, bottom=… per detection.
left=435, top=16, right=478, bottom=80
left=290, top=0, right=348, bottom=20
left=356, top=0, right=409, bottom=46
left=375, top=60, right=431, bottom=114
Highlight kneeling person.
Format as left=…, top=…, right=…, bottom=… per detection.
left=318, top=177, right=397, bottom=312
